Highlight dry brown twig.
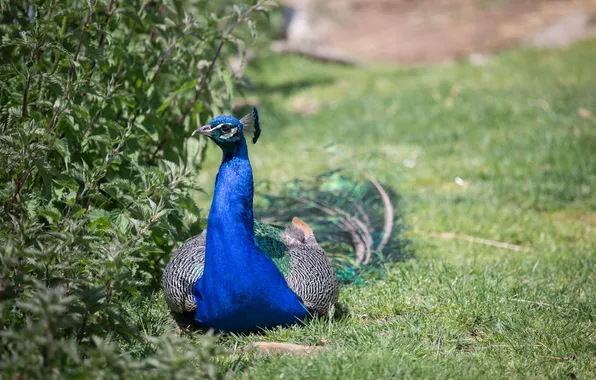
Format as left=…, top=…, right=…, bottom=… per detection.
left=423, top=231, right=530, bottom=252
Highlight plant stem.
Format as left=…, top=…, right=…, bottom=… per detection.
left=82, top=109, right=101, bottom=138
left=9, top=105, right=61, bottom=206
left=33, top=1, right=56, bottom=63
left=142, top=26, right=156, bottom=65
left=97, top=0, right=116, bottom=49
left=68, top=7, right=93, bottom=84
left=150, top=38, right=176, bottom=84
left=22, top=74, right=30, bottom=118
left=77, top=311, right=88, bottom=343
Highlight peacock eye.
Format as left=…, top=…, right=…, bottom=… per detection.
left=220, top=125, right=232, bottom=134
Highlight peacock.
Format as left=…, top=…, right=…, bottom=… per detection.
left=162, top=107, right=406, bottom=333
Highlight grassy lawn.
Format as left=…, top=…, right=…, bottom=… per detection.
left=151, top=40, right=595, bottom=378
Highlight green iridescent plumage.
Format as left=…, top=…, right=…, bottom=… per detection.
left=254, top=220, right=292, bottom=276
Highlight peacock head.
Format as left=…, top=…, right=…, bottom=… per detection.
left=192, top=106, right=261, bottom=147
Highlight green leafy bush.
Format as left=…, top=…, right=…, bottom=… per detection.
left=0, top=0, right=275, bottom=377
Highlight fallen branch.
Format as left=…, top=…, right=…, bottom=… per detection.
left=423, top=231, right=529, bottom=252
left=511, top=298, right=557, bottom=308
left=243, top=342, right=323, bottom=355
left=271, top=41, right=360, bottom=66
left=536, top=355, right=575, bottom=361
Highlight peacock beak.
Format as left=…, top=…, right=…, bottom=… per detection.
left=192, top=125, right=213, bottom=137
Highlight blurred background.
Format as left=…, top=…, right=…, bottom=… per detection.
left=196, top=0, right=596, bottom=212
left=277, top=0, right=596, bottom=64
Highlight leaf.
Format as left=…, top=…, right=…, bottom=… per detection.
left=257, top=0, right=279, bottom=10
left=88, top=209, right=110, bottom=231
left=221, top=68, right=233, bottom=99
left=65, top=190, right=78, bottom=206
left=184, top=133, right=207, bottom=170
left=53, top=138, right=71, bottom=165
left=247, top=19, right=257, bottom=42
left=35, top=159, right=63, bottom=199
left=53, top=98, right=62, bottom=111
left=53, top=177, right=80, bottom=192
left=156, top=80, right=197, bottom=113
left=148, top=198, right=157, bottom=215
left=40, top=204, right=62, bottom=224
left=111, top=211, right=132, bottom=235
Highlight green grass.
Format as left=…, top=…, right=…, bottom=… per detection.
left=149, top=41, right=595, bottom=378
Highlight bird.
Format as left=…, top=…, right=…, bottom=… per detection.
left=162, top=107, right=407, bottom=333
left=163, top=107, right=340, bottom=333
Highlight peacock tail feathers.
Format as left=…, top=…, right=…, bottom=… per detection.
left=255, top=170, right=410, bottom=283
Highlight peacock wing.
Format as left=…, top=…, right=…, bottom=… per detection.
left=276, top=217, right=340, bottom=315
left=162, top=232, right=206, bottom=314
left=253, top=220, right=293, bottom=276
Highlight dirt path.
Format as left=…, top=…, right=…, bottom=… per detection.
left=287, top=0, right=596, bottom=63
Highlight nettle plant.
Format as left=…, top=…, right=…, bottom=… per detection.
left=0, top=0, right=275, bottom=377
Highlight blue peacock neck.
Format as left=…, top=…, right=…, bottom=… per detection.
left=194, top=134, right=309, bottom=332
left=205, top=136, right=256, bottom=266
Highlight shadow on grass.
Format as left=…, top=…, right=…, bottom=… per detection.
left=169, top=300, right=353, bottom=337
left=256, top=77, right=336, bottom=97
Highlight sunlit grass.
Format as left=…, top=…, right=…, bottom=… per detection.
left=176, top=40, right=596, bottom=378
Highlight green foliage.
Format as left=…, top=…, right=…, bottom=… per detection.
left=0, top=0, right=275, bottom=377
